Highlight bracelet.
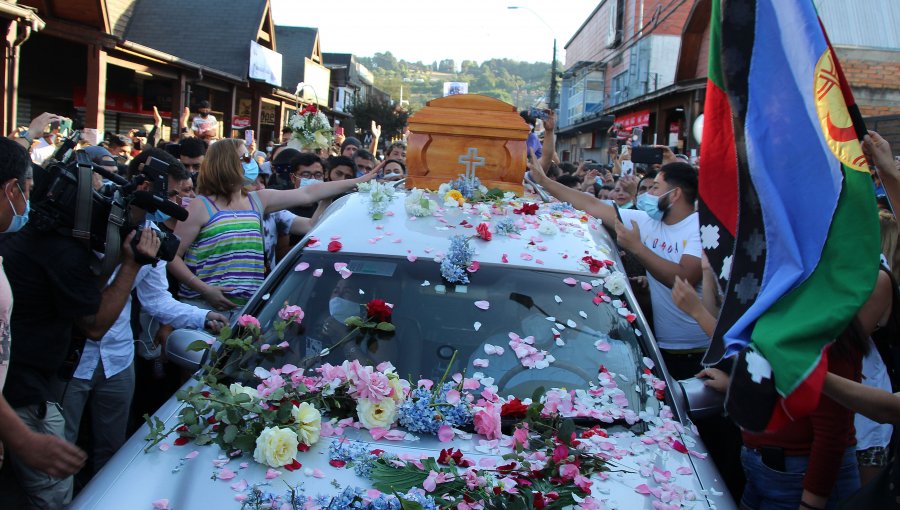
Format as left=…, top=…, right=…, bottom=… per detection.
left=799, top=501, right=825, bottom=510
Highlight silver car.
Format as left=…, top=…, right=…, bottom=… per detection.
left=71, top=188, right=733, bottom=509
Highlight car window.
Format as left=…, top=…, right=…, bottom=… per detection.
left=225, top=251, right=655, bottom=428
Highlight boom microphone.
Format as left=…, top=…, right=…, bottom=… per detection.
left=92, top=165, right=129, bottom=186
left=131, top=190, right=189, bottom=222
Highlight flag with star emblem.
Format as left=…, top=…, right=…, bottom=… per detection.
left=710, top=0, right=880, bottom=431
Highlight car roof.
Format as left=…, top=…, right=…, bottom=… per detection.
left=304, top=187, right=619, bottom=274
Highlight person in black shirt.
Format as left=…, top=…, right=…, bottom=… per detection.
left=0, top=156, right=160, bottom=507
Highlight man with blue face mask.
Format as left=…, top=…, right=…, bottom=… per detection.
left=530, top=155, right=707, bottom=380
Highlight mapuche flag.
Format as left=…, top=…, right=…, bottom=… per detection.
left=708, top=0, right=881, bottom=431
left=697, top=0, right=739, bottom=364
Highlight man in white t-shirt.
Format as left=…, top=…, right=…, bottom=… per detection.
left=530, top=156, right=706, bottom=379
left=191, top=100, right=218, bottom=140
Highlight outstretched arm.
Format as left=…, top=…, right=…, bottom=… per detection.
left=528, top=156, right=618, bottom=226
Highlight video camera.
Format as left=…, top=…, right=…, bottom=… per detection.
left=30, top=131, right=189, bottom=278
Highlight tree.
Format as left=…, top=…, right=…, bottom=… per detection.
left=346, top=97, right=411, bottom=145
left=438, top=59, right=456, bottom=73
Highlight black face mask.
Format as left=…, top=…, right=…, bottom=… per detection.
left=200, top=112, right=209, bottom=118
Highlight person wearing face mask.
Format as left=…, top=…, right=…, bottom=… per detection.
left=191, top=100, right=219, bottom=140
left=611, top=175, right=639, bottom=210
left=0, top=137, right=91, bottom=501
left=529, top=155, right=706, bottom=379
left=59, top=149, right=227, bottom=477
left=169, top=139, right=376, bottom=315
left=380, top=159, right=407, bottom=183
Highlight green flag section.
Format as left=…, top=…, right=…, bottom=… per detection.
left=752, top=165, right=879, bottom=422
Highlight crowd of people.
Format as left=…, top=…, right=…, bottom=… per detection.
left=0, top=101, right=898, bottom=510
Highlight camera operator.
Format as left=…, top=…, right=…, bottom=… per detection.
left=0, top=138, right=89, bottom=502
left=59, top=148, right=227, bottom=477
left=0, top=144, right=162, bottom=507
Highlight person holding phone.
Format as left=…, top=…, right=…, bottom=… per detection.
left=528, top=152, right=706, bottom=379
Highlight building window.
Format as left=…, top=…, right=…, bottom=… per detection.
left=610, top=71, right=628, bottom=106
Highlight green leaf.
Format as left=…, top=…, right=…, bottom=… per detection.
left=531, top=385, right=546, bottom=403
left=397, top=499, right=424, bottom=510
left=223, top=424, right=238, bottom=443
left=186, top=340, right=212, bottom=352
left=376, top=322, right=396, bottom=332
left=373, top=213, right=384, bottom=220
left=232, top=392, right=251, bottom=404
left=195, top=434, right=212, bottom=446
left=345, top=316, right=365, bottom=327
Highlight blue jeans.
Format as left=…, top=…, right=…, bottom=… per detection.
left=741, top=446, right=860, bottom=510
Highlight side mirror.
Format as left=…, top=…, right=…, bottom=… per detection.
left=166, top=329, right=218, bottom=372
left=679, top=377, right=726, bottom=420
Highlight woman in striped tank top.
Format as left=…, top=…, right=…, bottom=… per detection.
left=168, top=138, right=375, bottom=315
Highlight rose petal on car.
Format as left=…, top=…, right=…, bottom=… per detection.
left=563, top=277, right=577, bottom=286
left=474, top=321, right=482, bottom=331
left=217, top=467, right=236, bottom=481
left=313, top=269, right=323, bottom=277
left=473, top=358, right=489, bottom=368
left=333, top=262, right=347, bottom=272
left=152, top=499, right=170, bottom=510
left=579, top=311, right=588, bottom=319
left=474, top=300, right=490, bottom=310
left=554, top=295, right=562, bottom=304
left=581, top=282, right=592, bottom=291
left=438, top=425, right=454, bottom=443
left=339, top=269, right=353, bottom=279
left=421, top=280, right=430, bottom=286
left=184, top=450, right=199, bottom=460
left=566, top=319, right=577, bottom=328
left=407, top=254, right=417, bottom=262
left=294, top=262, right=309, bottom=271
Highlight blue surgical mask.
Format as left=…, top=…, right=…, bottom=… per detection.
left=636, top=189, right=674, bottom=221
left=147, top=209, right=170, bottom=224
left=242, top=161, right=259, bottom=182
left=3, top=185, right=28, bottom=233
left=329, top=297, right=360, bottom=323
left=299, top=178, right=323, bottom=188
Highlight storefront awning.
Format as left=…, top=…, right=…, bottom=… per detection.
left=615, top=109, right=651, bottom=130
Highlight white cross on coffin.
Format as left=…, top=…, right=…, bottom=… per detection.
left=458, top=147, right=486, bottom=182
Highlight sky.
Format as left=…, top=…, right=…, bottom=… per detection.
left=270, top=0, right=599, bottom=66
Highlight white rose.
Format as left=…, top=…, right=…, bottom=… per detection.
left=438, top=183, right=452, bottom=196
left=356, top=397, right=398, bottom=430
left=291, top=402, right=322, bottom=445
left=253, top=426, right=299, bottom=468
left=604, top=272, right=629, bottom=296
left=229, top=383, right=258, bottom=400
left=538, top=221, right=559, bottom=236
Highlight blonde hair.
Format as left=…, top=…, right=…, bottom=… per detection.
left=196, top=138, right=246, bottom=203
left=616, top=178, right=637, bottom=198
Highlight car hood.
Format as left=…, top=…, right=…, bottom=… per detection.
left=72, top=381, right=733, bottom=510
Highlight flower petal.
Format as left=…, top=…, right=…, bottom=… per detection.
left=438, top=425, right=454, bottom=443
left=474, top=300, right=490, bottom=310
left=294, top=262, right=309, bottom=271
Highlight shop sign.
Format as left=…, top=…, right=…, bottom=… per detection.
left=614, top=109, right=651, bottom=130
left=249, top=41, right=283, bottom=87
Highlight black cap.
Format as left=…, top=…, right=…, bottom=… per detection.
left=341, top=137, right=361, bottom=152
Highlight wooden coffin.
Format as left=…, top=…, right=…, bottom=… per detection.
left=405, top=94, right=531, bottom=195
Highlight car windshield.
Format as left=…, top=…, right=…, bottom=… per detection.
left=226, top=251, right=654, bottom=422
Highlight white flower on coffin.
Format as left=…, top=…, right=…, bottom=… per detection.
left=604, top=272, right=628, bottom=296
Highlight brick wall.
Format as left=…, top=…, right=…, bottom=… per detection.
left=837, top=47, right=900, bottom=117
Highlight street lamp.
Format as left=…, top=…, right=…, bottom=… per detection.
left=507, top=5, right=558, bottom=110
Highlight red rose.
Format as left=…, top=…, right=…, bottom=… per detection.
left=327, top=240, right=342, bottom=252
left=514, top=203, right=539, bottom=215
left=500, top=398, right=528, bottom=418
left=173, top=437, right=190, bottom=446
left=476, top=222, right=492, bottom=241
left=437, top=448, right=464, bottom=466
left=366, top=299, right=392, bottom=322
left=329, top=459, right=346, bottom=468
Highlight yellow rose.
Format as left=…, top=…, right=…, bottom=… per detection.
left=388, top=377, right=407, bottom=402
left=229, top=383, right=258, bottom=400
left=252, top=426, right=299, bottom=468
left=444, top=190, right=465, bottom=205
left=356, top=397, right=398, bottom=430
left=291, top=402, right=322, bottom=445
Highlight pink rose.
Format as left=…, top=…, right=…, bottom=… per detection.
left=473, top=402, right=502, bottom=440
left=346, top=361, right=393, bottom=402
left=237, top=315, right=261, bottom=329
left=277, top=305, right=305, bottom=324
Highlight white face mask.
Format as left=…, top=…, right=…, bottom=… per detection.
left=329, top=297, right=360, bottom=323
